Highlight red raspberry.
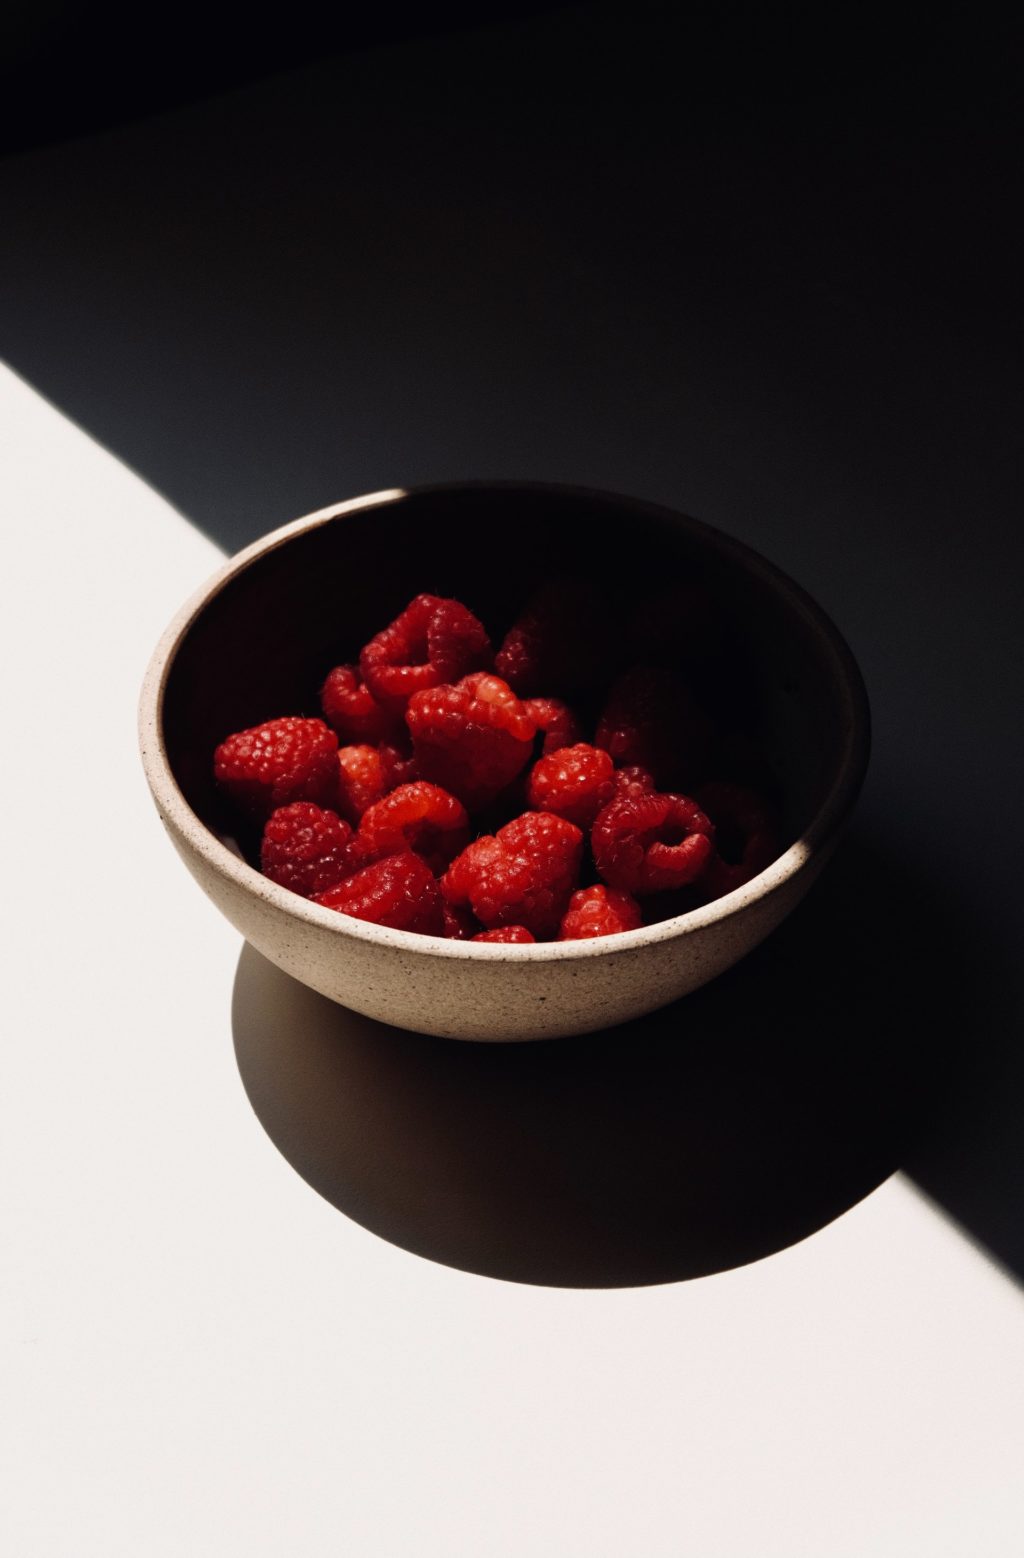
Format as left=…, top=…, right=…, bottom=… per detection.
left=472, top=926, right=536, bottom=944
left=214, top=716, right=339, bottom=818
left=442, top=902, right=481, bottom=940
left=697, top=781, right=780, bottom=900
left=442, top=810, right=583, bottom=939
left=558, top=885, right=642, bottom=940
left=314, top=851, right=443, bottom=935
left=527, top=743, right=616, bottom=829
left=336, top=744, right=390, bottom=823
left=523, top=697, right=584, bottom=755
left=406, top=672, right=537, bottom=811
left=360, top=594, right=490, bottom=707
left=260, top=803, right=360, bottom=898
left=595, top=667, right=711, bottom=787
left=358, top=781, right=470, bottom=874
left=321, top=665, right=398, bottom=744
left=592, top=790, right=714, bottom=895
left=495, top=579, right=607, bottom=695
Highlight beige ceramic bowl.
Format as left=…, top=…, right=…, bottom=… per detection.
left=139, top=483, right=869, bottom=1041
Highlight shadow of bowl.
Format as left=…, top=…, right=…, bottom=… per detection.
left=232, top=832, right=964, bottom=1286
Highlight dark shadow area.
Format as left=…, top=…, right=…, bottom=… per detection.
left=0, top=3, right=964, bottom=158
left=232, top=831, right=994, bottom=1287
left=0, top=2, right=570, bottom=153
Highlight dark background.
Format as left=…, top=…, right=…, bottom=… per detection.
left=2, top=3, right=1021, bottom=1281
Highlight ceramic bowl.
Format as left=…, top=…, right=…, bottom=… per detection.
left=139, top=483, right=869, bottom=1041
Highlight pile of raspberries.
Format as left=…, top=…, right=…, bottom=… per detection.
left=213, top=590, right=779, bottom=943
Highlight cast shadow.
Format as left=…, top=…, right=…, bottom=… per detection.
left=232, top=831, right=982, bottom=1287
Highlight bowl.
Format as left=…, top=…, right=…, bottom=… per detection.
left=139, top=483, right=869, bottom=1041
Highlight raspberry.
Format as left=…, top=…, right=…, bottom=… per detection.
left=527, top=743, right=616, bottom=828
left=214, top=716, right=339, bottom=818
left=360, top=594, right=490, bottom=707
left=406, top=672, right=537, bottom=811
left=314, top=851, right=443, bottom=935
left=495, top=579, right=607, bottom=695
left=472, top=926, right=536, bottom=943
left=321, top=665, right=398, bottom=744
left=595, top=667, right=711, bottom=787
left=697, top=781, right=780, bottom=899
left=558, top=884, right=642, bottom=940
left=442, top=810, right=583, bottom=938
left=336, top=744, right=390, bottom=823
left=592, top=790, right=714, bottom=895
left=358, top=781, right=470, bottom=874
left=260, top=803, right=360, bottom=898
left=523, top=697, right=584, bottom=756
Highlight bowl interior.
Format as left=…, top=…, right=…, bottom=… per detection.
left=161, top=487, right=857, bottom=877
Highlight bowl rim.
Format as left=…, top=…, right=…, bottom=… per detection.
left=138, top=481, right=871, bottom=960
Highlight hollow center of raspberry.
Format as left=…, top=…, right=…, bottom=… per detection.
left=658, top=820, right=692, bottom=847
left=406, top=631, right=430, bottom=667
left=414, top=822, right=448, bottom=853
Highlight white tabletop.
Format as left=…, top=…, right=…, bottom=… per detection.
left=3, top=361, right=1023, bottom=1555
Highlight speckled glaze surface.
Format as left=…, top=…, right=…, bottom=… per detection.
left=139, top=484, right=869, bottom=1041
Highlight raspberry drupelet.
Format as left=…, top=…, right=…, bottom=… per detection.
left=406, top=672, right=537, bottom=811
left=260, top=803, right=361, bottom=898
left=558, top=885, right=642, bottom=940
left=442, top=810, right=583, bottom=939
left=314, top=851, right=444, bottom=935
left=613, top=765, right=656, bottom=800
left=591, top=789, right=715, bottom=895
left=360, top=594, right=491, bottom=707
left=357, top=781, right=470, bottom=874
left=527, top=743, right=616, bottom=829
left=214, top=716, right=339, bottom=818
